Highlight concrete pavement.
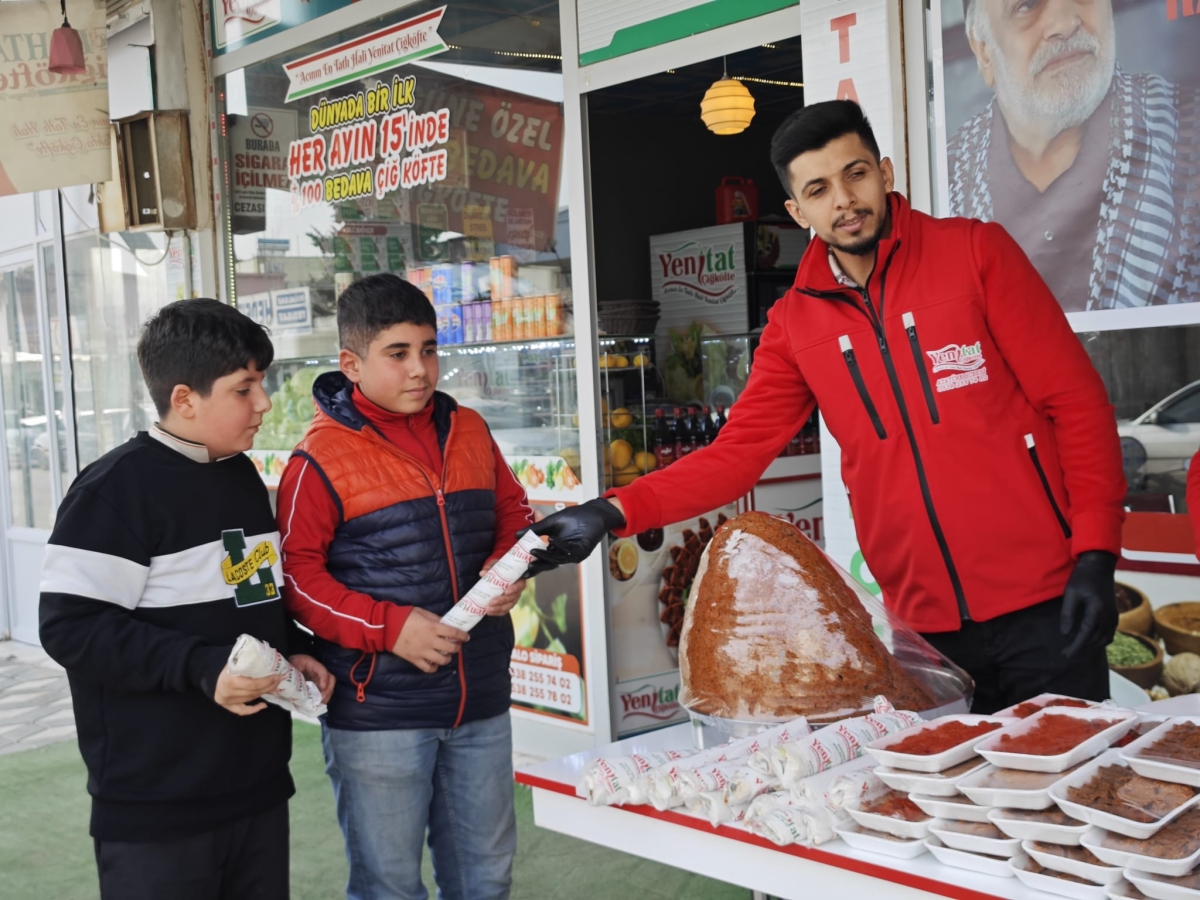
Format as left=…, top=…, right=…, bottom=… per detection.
left=0, top=640, right=74, bottom=755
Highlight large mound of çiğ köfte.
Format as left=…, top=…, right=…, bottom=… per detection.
left=679, top=512, right=934, bottom=722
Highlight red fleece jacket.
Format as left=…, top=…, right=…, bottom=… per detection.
left=609, top=193, right=1125, bottom=633
left=278, top=386, right=533, bottom=653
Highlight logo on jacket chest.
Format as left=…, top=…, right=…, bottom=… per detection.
left=926, top=341, right=988, bottom=393
left=221, top=529, right=280, bottom=606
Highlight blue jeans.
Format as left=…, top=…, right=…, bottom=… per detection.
left=322, top=712, right=516, bottom=900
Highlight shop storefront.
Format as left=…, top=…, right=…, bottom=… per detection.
left=209, top=0, right=837, bottom=756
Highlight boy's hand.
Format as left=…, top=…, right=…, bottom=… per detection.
left=213, top=668, right=285, bottom=716
left=289, top=653, right=336, bottom=703
left=481, top=559, right=525, bottom=617
left=392, top=608, right=469, bottom=673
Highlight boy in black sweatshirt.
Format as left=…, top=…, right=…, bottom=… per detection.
left=38, top=299, right=334, bottom=900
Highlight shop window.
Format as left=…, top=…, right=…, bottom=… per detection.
left=59, top=203, right=173, bottom=468
left=220, top=1, right=577, bottom=475
left=1081, top=326, right=1200, bottom=515
left=0, top=264, right=52, bottom=529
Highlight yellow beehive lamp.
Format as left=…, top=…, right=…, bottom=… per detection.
left=700, top=77, right=756, bottom=135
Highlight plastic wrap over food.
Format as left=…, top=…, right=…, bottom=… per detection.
left=227, top=634, right=326, bottom=718
left=687, top=790, right=751, bottom=827
left=678, top=512, right=973, bottom=723
left=577, top=749, right=693, bottom=806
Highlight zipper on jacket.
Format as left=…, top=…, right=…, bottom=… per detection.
left=1025, top=434, right=1072, bottom=539
left=839, top=335, right=887, bottom=440
left=866, top=246, right=970, bottom=622
left=426, top=414, right=470, bottom=729
left=902, top=312, right=940, bottom=425
left=362, top=409, right=469, bottom=722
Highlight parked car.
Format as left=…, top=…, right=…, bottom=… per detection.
left=1118, top=379, right=1200, bottom=493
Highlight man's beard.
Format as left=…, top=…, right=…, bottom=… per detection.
left=826, top=207, right=889, bottom=257
left=984, top=18, right=1115, bottom=136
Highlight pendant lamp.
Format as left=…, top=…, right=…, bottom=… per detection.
left=700, top=59, right=755, bottom=136
left=49, top=0, right=87, bottom=76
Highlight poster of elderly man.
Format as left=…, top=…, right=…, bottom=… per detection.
left=935, top=0, right=1200, bottom=324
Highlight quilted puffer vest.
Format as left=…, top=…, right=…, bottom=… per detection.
left=293, top=372, right=512, bottom=730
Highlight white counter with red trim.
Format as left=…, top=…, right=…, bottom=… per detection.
left=515, top=723, right=1067, bottom=900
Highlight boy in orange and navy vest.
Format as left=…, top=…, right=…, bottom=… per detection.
left=277, top=273, right=533, bottom=900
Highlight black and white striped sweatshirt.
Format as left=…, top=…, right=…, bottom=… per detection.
left=39, top=428, right=297, bottom=842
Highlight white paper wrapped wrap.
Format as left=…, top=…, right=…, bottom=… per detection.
left=441, top=532, right=544, bottom=632
left=742, top=759, right=887, bottom=848
left=769, top=708, right=919, bottom=788
left=227, top=634, right=326, bottom=718
left=578, top=750, right=693, bottom=806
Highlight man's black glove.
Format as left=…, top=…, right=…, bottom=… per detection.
left=1060, top=550, right=1119, bottom=660
left=519, top=498, right=627, bottom=577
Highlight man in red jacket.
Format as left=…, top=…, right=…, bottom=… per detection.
left=530, top=100, right=1126, bottom=713
left=1189, top=451, right=1200, bottom=559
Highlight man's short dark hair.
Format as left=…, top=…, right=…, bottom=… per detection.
left=770, top=100, right=882, bottom=197
left=137, top=298, right=274, bottom=417
left=338, top=273, right=437, bottom=356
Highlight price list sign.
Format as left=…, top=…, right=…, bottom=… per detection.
left=510, top=647, right=583, bottom=716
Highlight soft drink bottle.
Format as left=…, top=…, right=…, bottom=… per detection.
left=653, top=408, right=675, bottom=469
left=672, top=407, right=685, bottom=461
left=699, top=405, right=713, bottom=446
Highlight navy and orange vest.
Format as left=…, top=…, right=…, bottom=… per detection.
left=293, top=372, right=513, bottom=730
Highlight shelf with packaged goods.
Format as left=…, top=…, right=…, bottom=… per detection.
left=247, top=337, right=585, bottom=505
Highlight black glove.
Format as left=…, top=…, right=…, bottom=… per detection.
left=1060, top=550, right=1119, bottom=660
left=519, top=498, right=627, bottom=577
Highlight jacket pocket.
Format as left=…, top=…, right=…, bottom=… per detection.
left=902, top=312, right=939, bottom=425
left=839, top=335, right=887, bottom=440
left=1025, top=434, right=1072, bottom=539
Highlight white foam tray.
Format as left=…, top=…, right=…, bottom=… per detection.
left=958, top=764, right=1061, bottom=810
left=1124, top=868, right=1200, bottom=900
left=925, top=834, right=1015, bottom=878
left=1024, top=835, right=1126, bottom=886
left=1121, top=717, right=1200, bottom=790
left=1009, top=853, right=1113, bottom=899
left=865, top=715, right=1008, bottom=774
left=988, top=808, right=1093, bottom=845
left=977, top=708, right=1138, bottom=774
left=1049, top=751, right=1200, bottom=841
left=994, top=693, right=1104, bottom=719
left=1081, top=826, right=1200, bottom=878
left=873, top=758, right=987, bottom=798
left=928, top=821, right=1022, bottom=858
left=911, top=792, right=993, bottom=823
left=845, top=806, right=938, bottom=840
left=833, top=821, right=929, bottom=860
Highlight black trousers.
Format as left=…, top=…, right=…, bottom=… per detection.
left=920, top=596, right=1110, bottom=715
left=94, top=802, right=289, bottom=900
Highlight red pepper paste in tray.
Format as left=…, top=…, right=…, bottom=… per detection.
left=859, top=790, right=930, bottom=822
left=1135, top=722, right=1200, bottom=769
left=993, top=714, right=1121, bottom=756
left=1066, top=765, right=1196, bottom=824
left=1010, top=697, right=1092, bottom=719
left=887, top=720, right=1003, bottom=756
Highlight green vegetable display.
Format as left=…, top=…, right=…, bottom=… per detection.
left=256, top=365, right=333, bottom=450
left=1107, top=631, right=1155, bottom=667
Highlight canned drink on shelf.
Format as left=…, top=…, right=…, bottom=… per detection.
left=511, top=296, right=527, bottom=342
left=463, top=303, right=476, bottom=344
left=545, top=293, right=562, bottom=336
left=479, top=300, right=493, bottom=342
left=493, top=299, right=510, bottom=343
left=488, top=257, right=501, bottom=300
left=500, top=255, right=516, bottom=300
left=527, top=295, right=546, bottom=339
left=448, top=304, right=463, bottom=346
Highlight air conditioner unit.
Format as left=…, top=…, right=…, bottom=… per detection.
left=97, top=110, right=197, bottom=233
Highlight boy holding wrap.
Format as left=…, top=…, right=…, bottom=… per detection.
left=277, top=273, right=533, bottom=900
left=38, top=299, right=334, bottom=900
